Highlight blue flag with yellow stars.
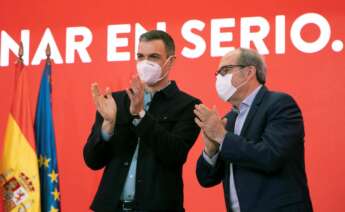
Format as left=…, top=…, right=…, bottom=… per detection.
left=34, top=60, right=61, bottom=212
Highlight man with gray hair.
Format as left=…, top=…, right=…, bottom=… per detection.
left=194, top=48, right=313, bottom=211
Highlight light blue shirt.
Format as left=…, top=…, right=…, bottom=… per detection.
left=101, top=91, right=154, bottom=201
left=203, top=85, right=262, bottom=212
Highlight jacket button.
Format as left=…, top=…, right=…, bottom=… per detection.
left=123, top=162, right=129, bottom=166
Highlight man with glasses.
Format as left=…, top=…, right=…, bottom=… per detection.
left=194, top=48, right=313, bottom=212
left=84, top=30, right=200, bottom=212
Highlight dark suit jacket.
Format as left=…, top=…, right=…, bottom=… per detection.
left=84, top=81, right=200, bottom=212
left=196, top=86, right=313, bottom=212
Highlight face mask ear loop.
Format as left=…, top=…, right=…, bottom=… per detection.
left=157, top=56, right=172, bottom=82
left=233, top=68, right=250, bottom=90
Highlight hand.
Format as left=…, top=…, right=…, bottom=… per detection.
left=91, top=83, right=117, bottom=133
left=194, top=104, right=227, bottom=144
left=126, top=75, right=145, bottom=115
left=202, top=130, right=220, bottom=157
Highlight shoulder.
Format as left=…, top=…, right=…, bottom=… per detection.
left=167, top=81, right=201, bottom=104
left=177, top=90, right=201, bottom=105
left=263, top=89, right=301, bottom=113
left=265, top=90, right=297, bottom=105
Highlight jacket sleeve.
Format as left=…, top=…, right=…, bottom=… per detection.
left=196, top=153, right=225, bottom=187
left=83, top=111, right=114, bottom=170
left=220, top=94, right=305, bottom=174
left=132, top=98, right=201, bottom=167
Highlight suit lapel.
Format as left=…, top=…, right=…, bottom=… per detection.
left=240, top=86, right=267, bottom=136
left=224, top=110, right=238, bottom=132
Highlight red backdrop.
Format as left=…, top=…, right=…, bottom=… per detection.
left=1, top=0, right=345, bottom=211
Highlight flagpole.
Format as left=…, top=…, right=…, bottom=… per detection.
left=14, top=42, right=24, bottom=83
left=46, top=44, right=51, bottom=64
left=18, top=41, right=24, bottom=64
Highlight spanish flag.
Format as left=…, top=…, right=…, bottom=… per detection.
left=0, top=59, right=41, bottom=211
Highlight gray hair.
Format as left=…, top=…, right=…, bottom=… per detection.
left=237, top=48, right=266, bottom=84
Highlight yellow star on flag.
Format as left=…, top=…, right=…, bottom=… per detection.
left=51, top=187, right=60, bottom=201
left=48, top=169, right=59, bottom=183
left=49, top=206, right=59, bottom=212
left=43, top=157, right=51, bottom=168
left=38, top=155, right=45, bottom=167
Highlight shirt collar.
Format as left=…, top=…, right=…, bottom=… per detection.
left=144, top=90, right=154, bottom=101
left=239, top=85, right=263, bottom=111
left=153, top=80, right=179, bottom=98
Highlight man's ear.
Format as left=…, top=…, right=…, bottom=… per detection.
left=166, top=55, right=176, bottom=70
left=247, top=65, right=256, bottom=79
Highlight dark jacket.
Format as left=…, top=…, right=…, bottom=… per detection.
left=196, top=86, right=313, bottom=212
left=84, top=81, right=200, bottom=212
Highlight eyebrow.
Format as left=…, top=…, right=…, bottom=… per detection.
left=136, top=53, right=162, bottom=58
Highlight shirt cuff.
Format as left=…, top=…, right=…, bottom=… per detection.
left=101, top=130, right=113, bottom=141
left=202, top=150, right=220, bottom=166
left=132, top=118, right=142, bottom=126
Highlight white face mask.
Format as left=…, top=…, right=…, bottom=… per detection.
left=215, top=73, right=237, bottom=101
left=136, top=58, right=170, bottom=85
left=216, top=73, right=248, bottom=102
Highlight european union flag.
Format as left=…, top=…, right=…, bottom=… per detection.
left=34, top=61, right=61, bottom=212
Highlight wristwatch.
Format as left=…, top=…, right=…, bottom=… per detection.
left=132, top=110, right=146, bottom=119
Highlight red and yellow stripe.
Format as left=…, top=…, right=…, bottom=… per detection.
left=0, top=64, right=41, bottom=212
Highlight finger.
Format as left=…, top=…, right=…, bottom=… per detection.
left=202, top=130, right=214, bottom=142
left=128, top=78, right=133, bottom=87
left=194, top=109, right=206, bottom=122
left=131, top=74, right=140, bottom=85
left=211, top=105, right=219, bottom=114
left=198, top=104, right=211, bottom=114
left=199, top=104, right=210, bottom=110
left=91, top=83, right=102, bottom=108
left=131, top=76, right=145, bottom=101
left=91, top=82, right=101, bottom=98
left=137, top=76, right=145, bottom=90
left=222, top=117, right=228, bottom=126
left=201, top=130, right=208, bottom=139
left=131, top=76, right=143, bottom=93
left=194, top=104, right=200, bottom=113
left=194, top=104, right=201, bottom=109
left=105, top=87, right=112, bottom=98
left=134, top=75, right=145, bottom=90
left=195, top=104, right=206, bottom=114
left=129, top=79, right=139, bottom=95
left=126, top=88, right=134, bottom=102
left=129, top=77, right=137, bottom=89
left=195, top=104, right=211, bottom=120
left=131, top=74, right=140, bottom=83
left=194, top=117, right=204, bottom=128
left=134, top=74, right=144, bottom=84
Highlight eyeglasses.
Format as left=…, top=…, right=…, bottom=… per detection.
left=215, top=64, right=247, bottom=76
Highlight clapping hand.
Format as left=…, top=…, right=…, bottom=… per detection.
left=194, top=104, right=227, bottom=145
left=126, top=75, right=145, bottom=116
left=91, top=83, right=117, bottom=134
